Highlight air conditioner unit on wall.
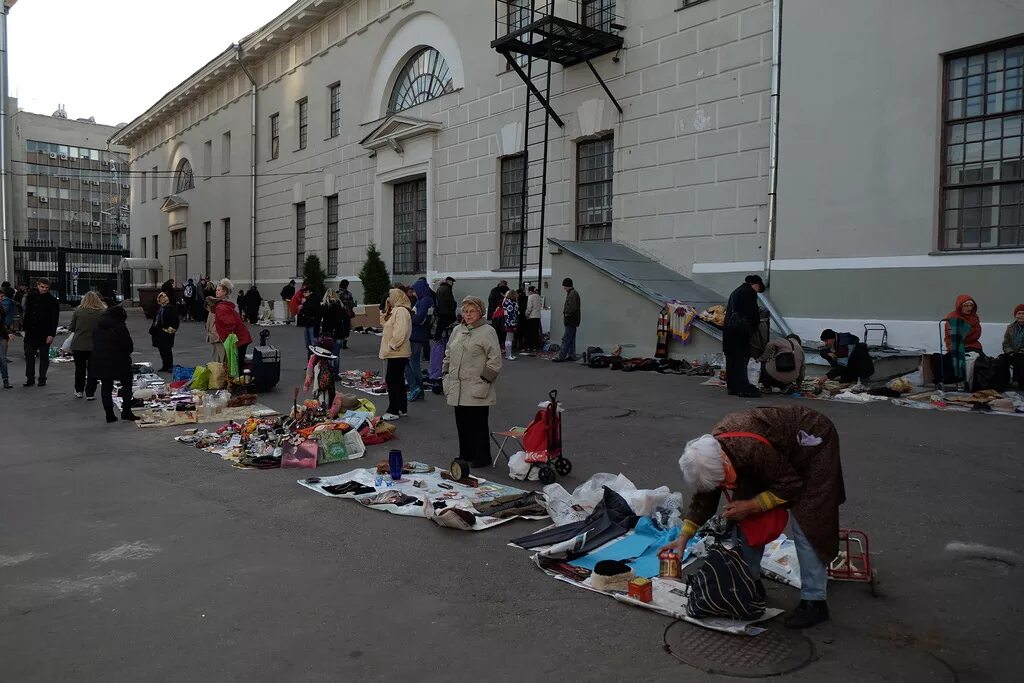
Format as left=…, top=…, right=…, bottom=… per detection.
left=91, top=221, right=100, bottom=227
left=60, top=154, right=68, bottom=160
left=39, top=197, right=48, bottom=203
left=92, top=201, right=100, bottom=206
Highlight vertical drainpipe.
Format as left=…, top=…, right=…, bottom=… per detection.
left=765, top=0, right=783, bottom=286
left=0, top=2, right=12, bottom=283
left=235, top=44, right=258, bottom=287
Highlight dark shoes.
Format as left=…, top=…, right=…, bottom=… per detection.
left=738, top=389, right=762, bottom=398
left=2, top=380, right=11, bottom=389
left=784, top=600, right=829, bottom=629
left=121, top=412, right=141, bottom=421
left=38, top=379, right=46, bottom=387
left=106, top=413, right=119, bottom=423
left=23, top=379, right=35, bottom=387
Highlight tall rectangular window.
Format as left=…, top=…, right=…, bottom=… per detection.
left=203, top=140, right=212, bottom=179
left=393, top=178, right=427, bottom=274
left=582, top=0, right=615, bottom=32
left=329, top=83, right=342, bottom=138
left=297, top=99, right=308, bottom=150
left=223, top=218, right=231, bottom=278
left=221, top=131, right=232, bottom=174
left=326, top=195, right=339, bottom=275
left=172, top=229, right=186, bottom=250
left=270, top=113, right=280, bottom=159
left=942, top=40, right=1024, bottom=250
left=204, top=221, right=212, bottom=277
left=141, top=236, right=147, bottom=257
left=295, top=202, right=306, bottom=275
left=140, top=170, right=147, bottom=203
left=576, top=135, right=614, bottom=241
left=153, top=234, right=159, bottom=258
left=151, top=166, right=158, bottom=199
left=499, top=154, right=526, bottom=269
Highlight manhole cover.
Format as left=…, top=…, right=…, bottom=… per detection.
left=664, top=621, right=814, bottom=677
left=572, top=383, right=613, bottom=392
left=571, top=405, right=635, bottom=419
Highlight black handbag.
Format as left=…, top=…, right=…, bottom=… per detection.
left=685, top=541, right=766, bottom=621
left=774, top=339, right=798, bottom=373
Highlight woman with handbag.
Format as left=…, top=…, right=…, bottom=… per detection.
left=662, top=405, right=845, bottom=629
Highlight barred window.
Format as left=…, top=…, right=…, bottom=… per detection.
left=329, top=84, right=341, bottom=138
left=576, top=135, right=614, bottom=241
left=270, top=113, right=280, bottom=160
left=393, top=178, right=427, bottom=274
left=582, top=0, right=615, bottom=32
left=297, top=99, right=308, bottom=150
left=223, top=218, right=231, bottom=278
left=171, top=229, right=186, bottom=250
left=295, top=202, right=306, bottom=276
left=327, top=195, right=339, bottom=275
left=942, top=40, right=1024, bottom=250
left=204, top=221, right=211, bottom=278
left=389, top=48, right=454, bottom=114
left=499, top=154, right=526, bottom=269
left=175, top=159, right=194, bottom=193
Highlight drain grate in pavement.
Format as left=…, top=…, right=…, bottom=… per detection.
left=664, top=621, right=814, bottom=678
left=571, top=383, right=613, bottom=392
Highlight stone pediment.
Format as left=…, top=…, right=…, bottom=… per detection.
left=360, top=114, right=442, bottom=152
left=160, top=195, right=190, bottom=213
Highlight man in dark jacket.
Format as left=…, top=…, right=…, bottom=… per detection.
left=182, top=279, right=197, bottom=321
left=434, top=277, right=456, bottom=340
left=93, top=306, right=139, bottom=422
left=281, top=280, right=296, bottom=324
left=406, top=277, right=435, bottom=402
left=819, top=329, right=874, bottom=383
left=337, top=280, right=357, bottom=348
left=487, top=279, right=509, bottom=320
left=723, top=274, right=765, bottom=397
left=22, top=278, right=61, bottom=387
left=245, top=285, right=263, bottom=324
left=552, top=278, right=581, bottom=363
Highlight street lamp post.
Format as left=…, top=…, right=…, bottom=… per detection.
left=0, top=1, right=16, bottom=283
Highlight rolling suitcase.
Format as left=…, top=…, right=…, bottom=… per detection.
left=251, top=329, right=281, bottom=392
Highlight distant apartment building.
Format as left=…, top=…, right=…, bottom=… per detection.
left=7, top=101, right=130, bottom=300
left=111, top=0, right=1024, bottom=354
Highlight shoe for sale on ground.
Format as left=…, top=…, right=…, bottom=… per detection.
left=121, top=412, right=141, bottom=421
left=23, top=379, right=35, bottom=387
left=784, top=600, right=829, bottom=629
left=74, top=391, right=84, bottom=398
left=382, top=412, right=401, bottom=421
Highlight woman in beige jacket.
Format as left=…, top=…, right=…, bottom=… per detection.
left=443, top=295, right=502, bottom=467
left=378, top=287, right=413, bottom=420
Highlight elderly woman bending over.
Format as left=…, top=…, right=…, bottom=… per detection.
left=664, top=405, right=845, bottom=629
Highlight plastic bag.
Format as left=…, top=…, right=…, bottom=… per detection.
left=207, top=361, right=227, bottom=389
left=651, top=493, right=683, bottom=530
left=508, top=451, right=540, bottom=481
left=60, top=333, right=74, bottom=353
left=747, top=358, right=761, bottom=386
left=191, top=365, right=210, bottom=391
left=172, top=365, right=195, bottom=382
left=281, top=441, right=317, bottom=469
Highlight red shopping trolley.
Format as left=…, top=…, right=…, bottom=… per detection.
left=491, top=390, right=571, bottom=484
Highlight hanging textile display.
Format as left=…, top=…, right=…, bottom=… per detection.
left=655, top=308, right=670, bottom=358
left=666, top=302, right=697, bottom=345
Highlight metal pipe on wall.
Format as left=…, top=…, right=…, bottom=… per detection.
left=235, top=44, right=258, bottom=287
left=764, top=0, right=783, bottom=286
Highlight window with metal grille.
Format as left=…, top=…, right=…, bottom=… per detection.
left=223, top=218, right=231, bottom=278
left=141, top=237, right=147, bottom=258
left=504, top=0, right=531, bottom=70
left=153, top=234, right=159, bottom=259
left=295, top=202, right=306, bottom=276
left=329, top=84, right=341, bottom=138
left=942, top=40, right=1024, bottom=250
left=499, top=154, right=526, bottom=269
left=576, top=135, right=614, bottom=241
left=327, top=195, right=339, bottom=275
left=679, top=0, right=712, bottom=9
left=175, top=159, right=194, bottom=193
left=270, top=113, right=280, bottom=159
left=582, top=0, right=615, bottom=32
left=297, top=99, right=308, bottom=150
left=171, top=229, right=186, bottom=251
left=389, top=48, right=454, bottom=114
left=393, top=179, right=427, bottom=274
left=204, top=221, right=211, bottom=278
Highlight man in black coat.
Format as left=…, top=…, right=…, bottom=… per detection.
left=22, top=278, right=61, bottom=387
left=723, top=274, right=766, bottom=398
left=434, top=277, right=456, bottom=341
left=93, top=306, right=139, bottom=422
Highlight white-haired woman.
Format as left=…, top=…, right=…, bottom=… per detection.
left=68, top=291, right=107, bottom=398
left=663, top=405, right=845, bottom=630
left=212, top=279, right=253, bottom=360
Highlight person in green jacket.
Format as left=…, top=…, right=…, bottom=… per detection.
left=68, top=291, right=107, bottom=399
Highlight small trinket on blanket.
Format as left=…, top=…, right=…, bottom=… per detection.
left=628, top=577, right=653, bottom=603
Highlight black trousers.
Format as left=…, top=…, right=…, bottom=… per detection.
left=24, top=338, right=50, bottom=382
left=72, top=350, right=97, bottom=395
left=157, top=345, right=174, bottom=371
left=100, top=374, right=134, bottom=418
left=455, top=405, right=491, bottom=466
left=435, top=315, right=455, bottom=341
left=823, top=343, right=875, bottom=382
left=999, top=352, right=1024, bottom=388
left=524, top=318, right=542, bottom=351
left=385, top=358, right=408, bottom=414
left=725, top=350, right=754, bottom=393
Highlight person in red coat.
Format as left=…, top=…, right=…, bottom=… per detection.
left=213, top=279, right=253, bottom=360
left=944, top=294, right=983, bottom=353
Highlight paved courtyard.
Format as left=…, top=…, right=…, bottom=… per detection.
left=1, top=308, right=1020, bottom=681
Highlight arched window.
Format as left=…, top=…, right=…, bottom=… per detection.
left=175, top=159, right=195, bottom=193
left=388, top=48, right=454, bottom=114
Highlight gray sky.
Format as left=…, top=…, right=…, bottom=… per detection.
left=8, top=0, right=289, bottom=127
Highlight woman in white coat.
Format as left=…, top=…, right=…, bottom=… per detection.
left=443, top=296, right=503, bottom=467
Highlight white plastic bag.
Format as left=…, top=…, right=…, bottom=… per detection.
left=60, top=333, right=74, bottom=353
left=747, top=358, right=761, bottom=386
left=508, top=451, right=539, bottom=481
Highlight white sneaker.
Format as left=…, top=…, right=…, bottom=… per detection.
left=74, top=391, right=83, bottom=399
left=506, top=355, right=516, bottom=361
left=86, top=395, right=96, bottom=401
left=382, top=412, right=401, bottom=421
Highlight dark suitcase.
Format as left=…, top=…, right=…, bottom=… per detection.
left=251, top=329, right=281, bottom=392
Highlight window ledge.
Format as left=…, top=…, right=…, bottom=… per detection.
left=930, top=248, right=1024, bottom=256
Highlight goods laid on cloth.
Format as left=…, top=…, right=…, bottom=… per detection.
left=175, top=409, right=375, bottom=469
left=337, top=369, right=388, bottom=395
left=299, top=463, right=548, bottom=531
left=510, top=488, right=785, bottom=636
left=114, top=383, right=277, bottom=428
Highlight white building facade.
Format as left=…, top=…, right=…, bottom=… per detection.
left=112, top=0, right=1024, bottom=352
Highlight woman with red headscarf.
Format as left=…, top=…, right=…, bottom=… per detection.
left=944, top=294, right=983, bottom=354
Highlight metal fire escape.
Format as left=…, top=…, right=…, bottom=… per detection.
left=492, top=1, right=624, bottom=289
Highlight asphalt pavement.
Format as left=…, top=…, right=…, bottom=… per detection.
left=1, top=308, right=1020, bottom=682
